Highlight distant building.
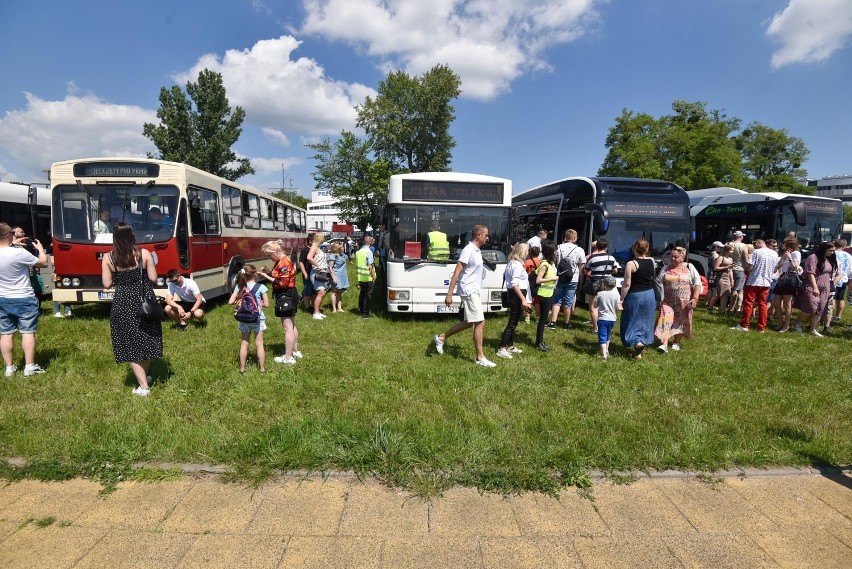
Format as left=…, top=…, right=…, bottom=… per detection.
left=815, top=174, right=852, bottom=204
left=306, top=189, right=345, bottom=232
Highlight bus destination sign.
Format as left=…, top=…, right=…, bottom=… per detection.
left=402, top=180, right=504, bottom=204
left=73, top=162, right=160, bottom=178
left=607, top=202, right=685, bottom=218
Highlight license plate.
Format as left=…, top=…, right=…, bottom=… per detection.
left=436, top=305, right=459, bottom=313
left=98, top=291, right=114, bottom=300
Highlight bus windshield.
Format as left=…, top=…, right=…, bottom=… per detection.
left=606, top=217, right=690, bottom=265
left=780, top=209, right=842, bottom=250
left=53, top=184, right=179, bottom=244
left=387, top=204, right=510, bottom=262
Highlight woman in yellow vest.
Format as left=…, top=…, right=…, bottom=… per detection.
left=534, top=241, right=558, bottom=351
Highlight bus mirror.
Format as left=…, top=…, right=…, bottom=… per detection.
left=790, top=202, right=806, bottom=226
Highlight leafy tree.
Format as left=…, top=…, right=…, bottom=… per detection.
left=356, top=64, right=461, bottom=172
left=270, top=189, right=308, bottom=210
left=736, top=122, right=809, bottom=194
left=143, top=69, right=254, bottom=181
left=598, top=110, right=666, bottom=180
left=307, top=131, right=394, bottom=232
left=844, top=204, right=852, bottom=224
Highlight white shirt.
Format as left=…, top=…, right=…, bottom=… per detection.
left=503, top=259, right=529, bottom=290
left=93, top=219, right=110, bottom=234
left=168, top=277, right=205, bottom=303
left=456, top=242, right=483, bottom=297
left=745, top=247, right=778, bottom=287
left=595, top=289, right=621, bottom=321
left=0, top=247, right=38, bottom=299
left=777, top=250, right=801, bottom=274
left=556, top=242, right=586, bottom=284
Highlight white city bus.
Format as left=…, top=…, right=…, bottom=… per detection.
left=378, top=172, right=512, bottom=314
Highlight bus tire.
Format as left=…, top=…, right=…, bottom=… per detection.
left=226, top=257, right=245, bottom=291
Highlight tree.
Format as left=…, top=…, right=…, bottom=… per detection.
left=599, top=101, right=744, bottom=190
left=844, top=204, right=852, bottom=225
left=307, top=131, right=394, bottom=232
left=736, top=122, right=809, bottom=194
left=270, top=189, right=308, bottom=210
left=356, top=64, right=461, bottom=172
left=143, top=69, right=254, bottom=181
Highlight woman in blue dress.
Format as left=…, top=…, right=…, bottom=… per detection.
left=619, top=239, right=657, bottom=359
left=327, top=242, right=350, bottom=313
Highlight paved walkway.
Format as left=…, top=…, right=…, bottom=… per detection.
left=0, top=470, right=850, bottom=568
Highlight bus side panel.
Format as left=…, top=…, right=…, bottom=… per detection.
left=386, top=261, right=506, bottom=314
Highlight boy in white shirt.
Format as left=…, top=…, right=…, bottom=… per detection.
left=592, top=276, right=622, bottom=361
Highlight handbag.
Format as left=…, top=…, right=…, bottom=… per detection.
left=314, top=270, right=330, bottom=282
left=137, top=264, right=166, bottom=321
left=776, top=270, right=803, bottom=293
left=274, top=289, right=297, bottom=317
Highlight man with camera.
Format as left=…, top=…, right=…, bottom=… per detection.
left=0, top=222, right=49, bottom=377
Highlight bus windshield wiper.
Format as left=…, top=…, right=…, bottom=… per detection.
left=75, top=180, right=94, bottom=209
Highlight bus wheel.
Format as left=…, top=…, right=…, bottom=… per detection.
left=226, top=257, right=244, bottom=291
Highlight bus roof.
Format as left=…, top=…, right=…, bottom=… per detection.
left=0, top=181, right=51, bottom=207
left=513, top=176, right=686, bottom=203
left=689, top=187, right=841, bottom=214
left=390, top=172, right=510, bottom=184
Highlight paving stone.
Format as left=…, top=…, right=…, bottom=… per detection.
left=728, top=477, right=852, bottom=541
left=161, top=479, right=262, bottom=533
left=0, top=479, right=102, bottom=524
left=797, top=475, right=852, bottom=521
left=179, top=534, right=288, bottom=568
left=337, top=480, right=427, bottom=537
left=76, top=479, right=193, bottom=530
left=748, top=528, right=852, bottom=568
left=381, top=537, right=482, bottom=569
left=655, top=478, right=777, bottom=534
left=663, top=532, right=780, bottom=568
left=279, top=536, right=382, bottom=569
left=508, top=491, right=609, bottom=537
left=0, top=521, right=17, bottom=543
left=591, top=479, right=696, bottom=536
left=0, top=525, right=105, bottom=569
left=75, top=529, right=196, bottom=568
left=429, top=487, right=520, bottom=537
left=572, top=536, right=682, bottom=569
left=248, top=478, right=348, bottom=536
left=480, top=536, right=582, bottom=568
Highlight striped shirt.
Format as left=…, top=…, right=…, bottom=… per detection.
left=585, top=252, right=620, bottom=280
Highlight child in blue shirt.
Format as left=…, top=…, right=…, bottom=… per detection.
left=228, top=264, right=269, bottom=373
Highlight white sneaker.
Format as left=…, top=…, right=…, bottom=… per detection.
left=657, top=344, right=669, bottom=353
left=53, top=312, right=64, bottom=318
left=730, top=325, right=749, bottom=332
left=65, top=309, right=72, bottom=317
left=312, top=313, right=324, bottom=320
left=23, top=364, right=46, bottom=376
left=292, top=351, right=303, bottom=359
left=280, top=357, right=297, bottom=365
left=132, top=386, right=150, bottom=397
left=5, top=365, right=17, bottom=378
left=508, top=346, right=523, bottom=354
left=475, top=358, right=497, bottom=368
left=495, top=348, right=513, bottom=359
left=273, top=355, right=286, bottom=363
left=810, top=330, right=824, bottom=338
left=434, top=334, right=444, bottom=355
left=671, top=343, right=681, bottom=351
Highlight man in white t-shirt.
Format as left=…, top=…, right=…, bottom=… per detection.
left=0, top=222, right=49, bottom=377
left=732, top=239, right=777, bottom=332
left=434, top=225, right=496, bottom=367
left=527, top=229, right=548, bottom=254
left=551, top=229, right=586, bottom=329
left=164, top=269, right=206, bottom=328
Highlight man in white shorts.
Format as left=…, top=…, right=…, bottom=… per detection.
left=433, top=225, right=496, bottom=367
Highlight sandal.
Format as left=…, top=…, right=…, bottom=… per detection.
left=632, top=343, right=645, bottom=359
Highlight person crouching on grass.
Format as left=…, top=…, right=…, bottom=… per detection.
left=228, top=265, right=268, bottom=373
left=592, top=276, right=621, bottom=361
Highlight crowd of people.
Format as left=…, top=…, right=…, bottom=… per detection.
left=3, top=219, right=851, bottom=394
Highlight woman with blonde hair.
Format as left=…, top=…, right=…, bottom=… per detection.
left=326, top=241, right=349, bottom=312
left=306, top=232, right=331, bottom=320
left=496, top=242, right=531, bottom=359
left=259, top=240, right=302, bottom=364
left=655, top=246, right=702, bottom=353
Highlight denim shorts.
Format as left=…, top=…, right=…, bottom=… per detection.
left=0, top=295, right=40, bottom=334
left=553, top=282, right=578, bottom=308
left=239, top=319, right=267, bottom=335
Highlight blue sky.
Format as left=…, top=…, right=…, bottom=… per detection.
left=0, top=0, right=850, bottom=198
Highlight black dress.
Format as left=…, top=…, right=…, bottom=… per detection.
left=110, top=264, right=163, bottom=363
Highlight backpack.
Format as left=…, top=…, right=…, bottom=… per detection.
left=556, top=245, right=576, bottom=285
left=234, top=283, right=262, bottom=323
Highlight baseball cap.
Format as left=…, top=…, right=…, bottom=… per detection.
left=711, top=241, right=724, bottom=248
left=732, top=230, right=744, bottom=237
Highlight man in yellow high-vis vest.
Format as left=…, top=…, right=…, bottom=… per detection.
left=426, top=220, right=450, bottom=261
left=356, top=235, right=377, bottom=318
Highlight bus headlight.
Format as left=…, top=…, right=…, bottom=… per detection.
left=388, top=290, right=409, bottom=301
left=71, top=278, right=81, bottom=287
left=490, top=291, right=503, bottom=302
left=61, top=278, right=71, bottom=287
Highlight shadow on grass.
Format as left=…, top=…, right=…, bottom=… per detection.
left=122, top=357, right=175, bottom=387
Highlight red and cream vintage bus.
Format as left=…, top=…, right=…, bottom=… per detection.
left=50, top=157, right=307, bottom=303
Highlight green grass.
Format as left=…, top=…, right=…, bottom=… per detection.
left=1, top=280, right=851, bottom=495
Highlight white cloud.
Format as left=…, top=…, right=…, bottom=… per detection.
left=0, top=162, right=18, bottom=183
left=262, top=127, right=291, bottom=146
left=767, top=0, right=852, bottom=68
left=250, top=156, right=304, bottom=176
left=301, top=0, right=604, bottom=100
left=175, top=36, right=375, bottom=136
left=0, top=91, right=156, bottom=181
